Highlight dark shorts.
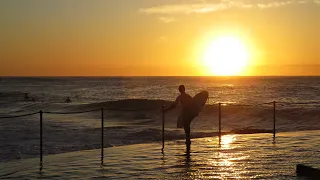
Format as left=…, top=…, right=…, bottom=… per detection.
left=177, top=106, right=198, bottom=128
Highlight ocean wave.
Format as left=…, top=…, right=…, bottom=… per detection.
left=74, top=99, right=171, bottom=111
left=2, top=98, right=319, bottom=127
left=63, top=98, right=320, bottom=112
left=55, top=99, right=320, bottom=133
left=0, top=99, right=319, bottom=162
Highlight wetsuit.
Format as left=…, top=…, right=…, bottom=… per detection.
left=171, top=93, right=196, bottom=145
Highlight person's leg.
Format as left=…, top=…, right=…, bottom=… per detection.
left=177, top=115, right=184, bottom=128
left=184, top=121, right=191, bottom=145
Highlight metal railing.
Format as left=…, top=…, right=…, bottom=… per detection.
left=160, top=100, right=319, bottom=153
left=0, top=106, right=161, bottom=171
left=0, top=100, right=318, bottom=170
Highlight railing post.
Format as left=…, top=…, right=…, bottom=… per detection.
left=218, top=103, right=221, bottom=144
left=39, top=110, right=43, bottom=171
left=273, top=101, right=276, bottom=139
left=101, top=107, right=104, bottom=164
left=161, top=105, right=165, bottom=154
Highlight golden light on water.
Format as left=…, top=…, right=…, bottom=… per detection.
left=205, top=134, right=249, bottom=179
left=201, top=36, right=249, bottom=76
left=220, top=134, right=237, bottom=149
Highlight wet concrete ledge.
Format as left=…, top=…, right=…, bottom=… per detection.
left=296, top=164, right=320, bottom=179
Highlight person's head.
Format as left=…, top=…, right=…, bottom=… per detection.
left=178, top=85, right=185, bottom=94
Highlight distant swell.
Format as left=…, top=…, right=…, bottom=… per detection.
left=1, top=98, right=319, bottom=162
left=75, top=99, right=171, bottom=112
left=1, top=98, right=319, bottom=133
left=66, top=99, right=320, bottom=132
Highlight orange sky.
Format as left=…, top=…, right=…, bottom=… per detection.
left=1, top=0, right=319, bottom=76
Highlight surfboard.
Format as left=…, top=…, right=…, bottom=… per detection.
left=191, top=90, right=209, bottom=114
left=177, top=90, right=209, bottom=128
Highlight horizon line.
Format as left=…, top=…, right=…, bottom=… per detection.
left=1, top=75, right=320, bottom=78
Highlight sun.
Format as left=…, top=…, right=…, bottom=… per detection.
left=202, top=36, right=249, bottom=76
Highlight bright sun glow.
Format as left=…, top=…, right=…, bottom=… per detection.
left=202, top=36, right=249, bottom=76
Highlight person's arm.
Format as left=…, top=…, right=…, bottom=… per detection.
left=163, top=96, right=180, bottom=112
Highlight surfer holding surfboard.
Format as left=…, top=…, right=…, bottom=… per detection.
left=163, top=85, right=209, bottom=148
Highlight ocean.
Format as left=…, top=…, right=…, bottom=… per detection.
left=0, top=76, right=319, bottom=179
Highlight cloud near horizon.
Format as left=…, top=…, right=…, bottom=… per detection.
left=158, top=16, right=176, bottom=23
left=140, top=0, right=319, bottom=16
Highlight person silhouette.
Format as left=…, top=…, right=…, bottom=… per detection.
left=24, top=93, right=30, bottom=101
left=163, top=85, right=196, bottom=148
left=65, top=97, right=71, bottom=103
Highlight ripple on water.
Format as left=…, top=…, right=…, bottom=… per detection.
left=0, top=130, right=319, bottom=179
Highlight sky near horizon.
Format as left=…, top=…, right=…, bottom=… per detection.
left=0, top=0, right=320, bottom=76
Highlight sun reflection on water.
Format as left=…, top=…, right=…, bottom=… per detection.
left=221, top=134, right=237, bottom=149
left=199, top=135, right=251, bottom=179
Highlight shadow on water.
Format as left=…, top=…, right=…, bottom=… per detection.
left=273, top=136, right=276, bottom=145
left=184, top=149, right=192, bottom=178
left=180, top=144, right=192, bottom=179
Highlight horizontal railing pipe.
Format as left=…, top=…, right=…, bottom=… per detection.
left=0, top=112, right=39, bottom=119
